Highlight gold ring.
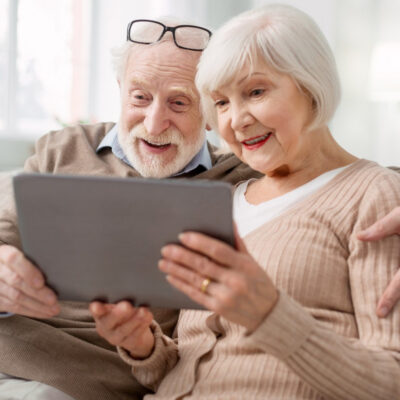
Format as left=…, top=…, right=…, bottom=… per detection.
left=200, top=278, right=210, bottom=293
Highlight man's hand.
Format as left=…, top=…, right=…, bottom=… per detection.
left=90, top=301, right=155, bottom=359
left=357, top=207, right=400, bottom=241
left=0, top=245, right=60, bottom=317
left=357, top=207, right=400, bottom=317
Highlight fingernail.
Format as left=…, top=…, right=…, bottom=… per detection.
left=178, top=233, right=189, bottom=242
left=377, top=306, right=388, bottom=318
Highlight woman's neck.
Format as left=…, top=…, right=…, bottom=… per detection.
left=246, top=127, right=358, bottom=205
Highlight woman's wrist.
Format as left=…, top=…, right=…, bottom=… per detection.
left=126, top=328, right=155, bottom=360
left=248, top=288, right=280, bottom=333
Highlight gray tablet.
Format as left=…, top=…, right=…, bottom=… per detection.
left=13, top=173, right=234, bottom=310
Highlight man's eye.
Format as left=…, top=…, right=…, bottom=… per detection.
left=130, top=90, right=150, bottom=105
left=170, top=98, right=190, bottom=111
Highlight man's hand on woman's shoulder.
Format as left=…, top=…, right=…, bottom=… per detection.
left=358, top=207, right=400, bottom=317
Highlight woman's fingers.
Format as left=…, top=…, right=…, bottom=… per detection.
left=163, top=232, right=251, bottom=273
left=165, top=275, right=217, bottom=311
left=91, top=301, right=136, bottom=332
left=160, top=244, right=228, bottom=282
left=90, top=301, right=155, bottom=357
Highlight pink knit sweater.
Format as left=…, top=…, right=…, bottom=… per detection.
left=120, top=159, right=400, bottom=400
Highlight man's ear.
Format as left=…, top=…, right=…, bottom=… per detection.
left=206, top=124, right=212, bottom=131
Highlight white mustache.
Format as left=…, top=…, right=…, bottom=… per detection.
left=129, top=124, right=183, bottom=146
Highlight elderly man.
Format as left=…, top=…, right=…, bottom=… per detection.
left=0, top=18, right=259, bottom=400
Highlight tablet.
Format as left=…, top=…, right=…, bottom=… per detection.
left=13, top=173, right=234, bottom=310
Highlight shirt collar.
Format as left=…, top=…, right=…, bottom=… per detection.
left=96, top=124, right=212, bottom=176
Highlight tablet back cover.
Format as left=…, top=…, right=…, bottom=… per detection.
left=13, top=174, right=234, bottom=309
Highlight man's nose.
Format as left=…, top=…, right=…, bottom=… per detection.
left=143, top=100, right=170, bottom=135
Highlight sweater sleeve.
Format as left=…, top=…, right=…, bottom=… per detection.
left=117, top=320, right=179, bottom=392
left=0, top=138, right=42, bottom=249
left=243, top=171, right=400, bottom=400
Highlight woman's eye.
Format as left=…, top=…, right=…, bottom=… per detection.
left=215, top=100, right=228, bottom=108
left=250, top=88, right=264, bottom=97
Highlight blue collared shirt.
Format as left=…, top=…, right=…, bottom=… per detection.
left=96, top=124, right=212, bottom=176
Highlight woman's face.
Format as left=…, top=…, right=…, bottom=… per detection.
left=211, top=60, right=314, bottom=176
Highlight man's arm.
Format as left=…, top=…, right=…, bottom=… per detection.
left=357, top=206, right=400, bottom=317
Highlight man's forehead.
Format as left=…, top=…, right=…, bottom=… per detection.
left=128, top=76, right=197, bottom=98
left=125, top=44, right=199, bottom=97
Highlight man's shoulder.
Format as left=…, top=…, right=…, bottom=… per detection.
left=24, top=122, right=117, bottom=174
left=202, top=143, right=262, bottom=184
left=38, top=122, right=116, bottom=149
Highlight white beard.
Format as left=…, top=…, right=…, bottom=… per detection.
left=118, top=123, right=205, bottom=178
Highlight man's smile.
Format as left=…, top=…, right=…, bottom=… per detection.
left=140, top=138, right=173, bottom=153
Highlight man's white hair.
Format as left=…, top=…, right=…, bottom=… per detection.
left=112, top=16, right=204, bottom=82
left=196, top=4, right=341, bottom=133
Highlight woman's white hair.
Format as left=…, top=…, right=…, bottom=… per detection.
left=196, top=4, right=341, bottom=132
left=112, top=16, right=200, bottom=82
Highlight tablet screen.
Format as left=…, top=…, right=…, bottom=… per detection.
left=13, top=173, right=234, bottom=309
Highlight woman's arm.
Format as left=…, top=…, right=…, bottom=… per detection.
left=160, top=173, right=400, bottom=399
left=90, top=301, right=179, bottom=391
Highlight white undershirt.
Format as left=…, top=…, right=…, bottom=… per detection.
left=234, top=165, right=350, bottom=238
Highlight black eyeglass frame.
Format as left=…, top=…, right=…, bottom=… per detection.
left=127, top=19, right=212, bottom=51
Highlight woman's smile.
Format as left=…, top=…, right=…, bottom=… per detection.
left=241, top=132, right=272, bottom=150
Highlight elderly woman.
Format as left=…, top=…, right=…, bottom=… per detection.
left=91, top=5, right=400, bottom=399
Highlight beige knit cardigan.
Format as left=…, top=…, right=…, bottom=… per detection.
left=120, top=159, right=400, bottom=400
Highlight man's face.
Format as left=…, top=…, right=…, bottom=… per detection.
left=118, top=41, right=205, bottom=178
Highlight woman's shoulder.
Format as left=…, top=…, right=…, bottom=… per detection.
left=337, top=159, right=400, bottom=191
left=339, top=159, right=400, bottom=217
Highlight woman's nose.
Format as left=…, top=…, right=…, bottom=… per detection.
left=230, top=102, right=255, bottom=132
